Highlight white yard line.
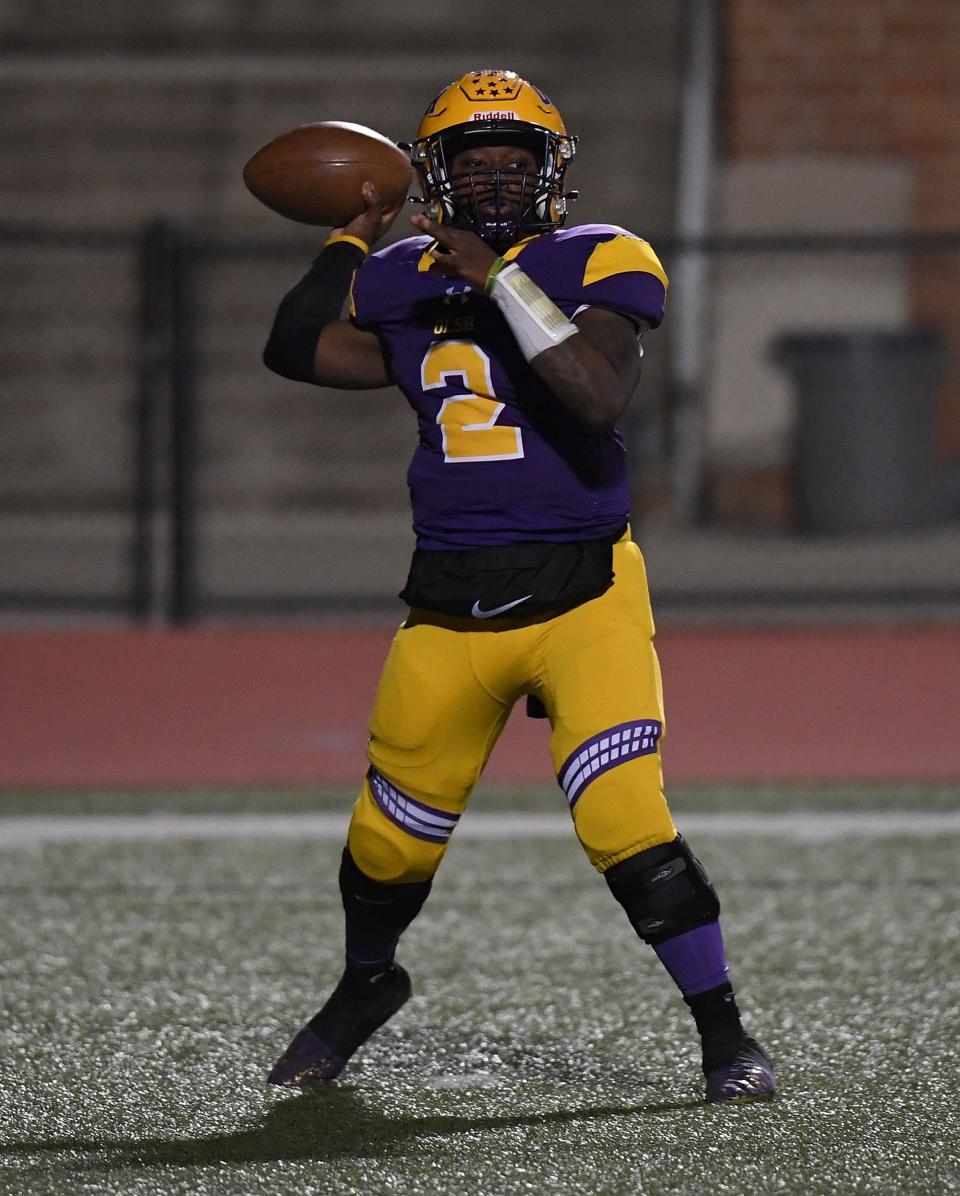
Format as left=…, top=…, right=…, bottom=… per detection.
left=0, top=810, right=958, bottom=847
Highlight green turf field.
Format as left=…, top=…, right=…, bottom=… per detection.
left=1, top=785, right=958, bottom=1195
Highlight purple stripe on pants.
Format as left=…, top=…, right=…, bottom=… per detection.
left=557, top=720, right=663, bottom=809
left=368, top=766, right=459, bottom=844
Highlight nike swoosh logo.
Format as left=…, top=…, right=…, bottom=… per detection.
left=470, top=594, right=533, bottom=619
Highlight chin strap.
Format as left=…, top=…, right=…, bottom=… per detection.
left=485, top=260, right=578, bottom=362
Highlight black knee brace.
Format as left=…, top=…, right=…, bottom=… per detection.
left=604, top=834, right=720, bottom=946
left=339, top=847, right=432, bottom=942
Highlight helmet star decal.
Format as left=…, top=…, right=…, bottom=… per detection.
left=460, top=71, right=526, bottom=103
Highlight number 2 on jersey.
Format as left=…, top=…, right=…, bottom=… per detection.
left=421, top=340, right=524, bottom=463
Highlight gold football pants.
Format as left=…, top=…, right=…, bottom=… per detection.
left=347, top=534, right=677, bottom=883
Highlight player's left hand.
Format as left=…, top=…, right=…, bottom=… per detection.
left=410, top=214, right=500, bottom=289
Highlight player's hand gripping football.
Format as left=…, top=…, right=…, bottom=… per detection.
left=333, top=181, right=404, bottom=250
left=410, top=214, right=500, bottom=290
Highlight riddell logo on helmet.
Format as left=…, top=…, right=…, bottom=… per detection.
left=472, top=111, right=517, bottom=121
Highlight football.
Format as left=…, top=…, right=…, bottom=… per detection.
left=242, top=121, right=414, bottom=227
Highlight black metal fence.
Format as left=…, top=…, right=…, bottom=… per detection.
left=0, top=219, right=210, bottom=621
left=2, top=219, right=959, bottom=624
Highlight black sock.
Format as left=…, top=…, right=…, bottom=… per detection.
left=685, top=982, right=745, bottom=1072
left=338, top=847, right=432, bottom=981
left=338, top=957, right=397, bottom=998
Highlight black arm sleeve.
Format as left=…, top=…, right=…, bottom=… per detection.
left=262, top=239, right=367, bottom=383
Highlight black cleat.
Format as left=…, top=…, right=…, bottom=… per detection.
left=268, top=963, right=412, bottom=1088
left=704, top=1035, right=776, bottom=1103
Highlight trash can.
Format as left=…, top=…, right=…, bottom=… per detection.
left=772, top=329, right=944, bottom=533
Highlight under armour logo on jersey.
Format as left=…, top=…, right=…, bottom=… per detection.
left=443, top=286, right=472, bottom=303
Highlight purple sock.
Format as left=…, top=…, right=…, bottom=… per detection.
left=653, top=922, right=730, bottom=996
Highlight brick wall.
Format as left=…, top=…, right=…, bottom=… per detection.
left=723, top=0, right=960, bottom=455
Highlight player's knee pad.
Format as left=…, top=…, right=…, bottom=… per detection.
left=347, top=766, right=457, bottom=883
left=604, top=834, right=720, bottom=945
left=339, top=847, right=432, bottom=940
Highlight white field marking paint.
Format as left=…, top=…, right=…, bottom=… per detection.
left=425, top=1074, right=502, bottom=1089
left=0, top=811, right=959, bottom=848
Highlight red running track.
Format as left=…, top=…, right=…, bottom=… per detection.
left=1, top=626, right=958, bottom=789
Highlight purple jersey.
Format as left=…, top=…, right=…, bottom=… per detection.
left=350, top=223, right=667, bottom=550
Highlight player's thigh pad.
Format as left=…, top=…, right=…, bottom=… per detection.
left=545, top=540, right=675, bottom=870
left=348, top=617, right=511, bottom=883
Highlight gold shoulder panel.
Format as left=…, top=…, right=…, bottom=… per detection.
left=501, top=234, right=542, bottom=263
left=582, top=236, right=668, bottom=289
left=417, top=242, right=438, bottom=272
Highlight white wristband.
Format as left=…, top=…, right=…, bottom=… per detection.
left=488, top=262, right=579, bottom=361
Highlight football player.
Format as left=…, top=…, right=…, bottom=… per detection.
left=261, top=70, right=775, bottom=1103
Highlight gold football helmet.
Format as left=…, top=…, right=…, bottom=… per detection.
left=409, top=69, right=578, bottom=249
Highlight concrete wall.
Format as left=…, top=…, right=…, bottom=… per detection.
left=723, top=0, right=960, bottom=462
left=706, top=155, right=914, bottom=472
left=0, top=2, right=682, bottom=524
